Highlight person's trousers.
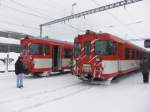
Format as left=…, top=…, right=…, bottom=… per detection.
left=143, top=72, right=149, bottom=83
left=16, top=73, right=24, bottom=87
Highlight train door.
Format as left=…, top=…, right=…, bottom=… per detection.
left=117, top=43, right=123, bottom=73
left=58, top=47, right=62, bottom=70
left=52, top=46, right=62, bottom=71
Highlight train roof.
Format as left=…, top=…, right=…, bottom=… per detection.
left=76, top=32, right=127, bottom=44
left=0, top=36, right=20, bottom=45
left=105, top=33, right=146, bottom=51
left=76, top=31, right=148, bottom=52
left=21, top=36, right=73, bottom=46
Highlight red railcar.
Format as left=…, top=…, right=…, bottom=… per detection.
left=20, top=36, right=73, bottom=75
left=73, top=30, right=149, bottom=82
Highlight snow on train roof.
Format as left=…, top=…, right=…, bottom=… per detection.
left=0, top=37, right=20, bottom=45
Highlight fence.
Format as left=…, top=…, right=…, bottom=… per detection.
left=0, top=52, right=20, bottom=72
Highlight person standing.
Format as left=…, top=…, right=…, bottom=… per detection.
left=140, top=57, right=149, bottom=83
left=15, top=56, right=25, bottom=88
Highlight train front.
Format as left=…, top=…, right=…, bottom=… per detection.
left=73, top=31, right=114, bottom=81
left=20, top=37, right=34, bottom=74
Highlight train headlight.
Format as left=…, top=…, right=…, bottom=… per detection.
left=30, top=55, right=32, bottom=60
left=76, top=58, right=79, bottom=61
left=82, top=64, right=91, bottom=73
left=95, top=57, right=101, bottom=62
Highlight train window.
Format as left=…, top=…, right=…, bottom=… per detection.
left=84, top=41, right=91, bottom=55
left=74, top=42, right=81, bottom=57
left=94, top=40, right=113, bottom=55
left=64, top=48, right=72, bottom=58
left=43, top=45, right=50, bottom=55
left=141, top=52, right=145, bottom=59
left=125, top=48, right=130, bottom=59
left=132, top=50, right=135, bottom=59
left=112, top=42, right=117, bottom=55
left=136, top=50, right=139, bottom=59
left=139, top=52, right=142, bottom=59
left=30, top=44, right=42, bottom=55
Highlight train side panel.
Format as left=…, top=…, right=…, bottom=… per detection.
left=21, top=36, right=73, bottom=75
left=74, top=31, right=148, bottom=81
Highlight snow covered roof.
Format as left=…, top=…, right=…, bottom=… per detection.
left=0, top=37, right=20, bottom=45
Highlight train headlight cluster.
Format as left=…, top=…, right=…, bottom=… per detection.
left=95, top=57, right=101, bottom=62
left=82, top=64, right=91, bottom=73
left=30, top=55, right=32, bottom=60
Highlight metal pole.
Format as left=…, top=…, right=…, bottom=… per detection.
left=71, top=3, right=77, bottom=15
left=5, top=44, right=10, bottom=73
left=40, top=25, right=42, bottom=38
left=6, top=53, right=9, bottom=72
left=6, top=33, right=10, bottom=73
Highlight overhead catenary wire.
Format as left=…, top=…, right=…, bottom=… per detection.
left=41, top=0, right=85, bottom=34
left=96, top=20, right=144, bottom=29
left=0, top=0, right=50, bottom=35
left=41, top=0, right=143, bottom=26
left=65, top=23, right=85, bottom=32
left=0, top=0, right=145, bottom=38
left=90, top=0, right=131, bottom=34
left=40, top=0, right=69, bottom=17
left=123, top=2, right=145, bottom=36
left=91, top=0, right=141, bottom=37
left=0, top=21, right=55, bottom=35
left=1, top=3, right=48, bottom=20
left=0, top=20, right=40, bottom=30
left=43, top=0, right=68, bottom=12
left=127, top=38, right=150, bottom=41
left=1, top=0, right=83, bottom=36
left=0, top=26, right=28, bottom=36
left=9, top=0, right=51, bottom=18
left=40, top=0, right=143, bottom=37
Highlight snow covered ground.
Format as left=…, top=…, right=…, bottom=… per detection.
left=0, top=72, right=150, bottom=112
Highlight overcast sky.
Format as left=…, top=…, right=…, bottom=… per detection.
left=0, top=0, right=150, bottom=49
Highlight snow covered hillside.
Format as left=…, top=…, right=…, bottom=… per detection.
left=0, top=72, right=149, bottom=112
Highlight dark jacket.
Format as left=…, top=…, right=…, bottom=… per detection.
left=140, top=60, right=149, bottom=73
left=15, top=58, right=25, bottom=75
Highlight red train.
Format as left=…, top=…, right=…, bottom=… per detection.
left=20, top=36, right=73, bottom=75
left=73, top=30, right=149, bottom=82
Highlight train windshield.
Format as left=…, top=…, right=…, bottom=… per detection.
left=74, top=42, right=81, bottom=57
left=94, top=40, right=113, bottom=55
left=84, top=41, right=91, bottom=55
left=30, top=44, right=43, bottom=55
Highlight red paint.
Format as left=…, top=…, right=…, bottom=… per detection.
left=21, top=36, right=73, bottom=74
left=74, top=31, right=149, bottom=80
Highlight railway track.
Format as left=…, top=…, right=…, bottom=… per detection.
left=20, top=85, right=92, bottom=112
left=0, top=81, right=93, bottom=112
left=0, top=81, right=82, bottom=104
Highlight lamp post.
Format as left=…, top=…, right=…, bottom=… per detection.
left=71, top=3, right=77, bottom=15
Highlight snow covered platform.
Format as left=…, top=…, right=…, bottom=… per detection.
left=0, top=72, right=149, bottom=112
